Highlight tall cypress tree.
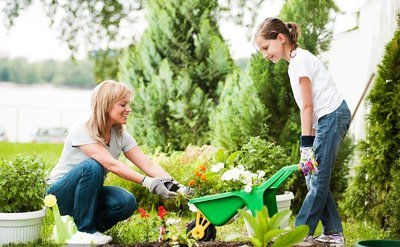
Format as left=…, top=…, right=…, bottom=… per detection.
left=342, top=13, right=400, bottom=238
left=118, top=0, right=233, bottom=150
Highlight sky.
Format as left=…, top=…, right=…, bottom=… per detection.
left=0, top=0, right=368, bottom=62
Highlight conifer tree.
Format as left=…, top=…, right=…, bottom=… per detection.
left=119, top=0, right=233, bottom=150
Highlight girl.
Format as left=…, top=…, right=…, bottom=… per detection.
left=46, top=80, right=184, bottom=244
left=254, top=18, right=351, bottom=245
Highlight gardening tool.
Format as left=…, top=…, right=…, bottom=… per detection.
left=186, top=164, right=298, bottom=241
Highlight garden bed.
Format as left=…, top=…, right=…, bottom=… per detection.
left=101, top=240, right=331, bottom=247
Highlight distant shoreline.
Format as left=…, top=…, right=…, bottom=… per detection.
left=0, top=81, right=96, bottom=90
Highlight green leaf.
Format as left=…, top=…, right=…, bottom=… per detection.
left=263, top=229, right=286, bottom=243
left=272, top=225, right=309, bottom=247
left=250, top=237, right=263, bottom=247
left=269, top=209, right=291, bottom=230
left=226, top=151, right=240, bottom=166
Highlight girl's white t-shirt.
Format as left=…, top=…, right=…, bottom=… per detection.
left=288, top=48, right=343, bottom=129
left=48, top=120, right=137, bottom=185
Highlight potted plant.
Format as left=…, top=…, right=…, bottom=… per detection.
left=0, top=154, right=47, bottom=245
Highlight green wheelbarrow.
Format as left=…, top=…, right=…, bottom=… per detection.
left=186, top=164, right=298, bottom=241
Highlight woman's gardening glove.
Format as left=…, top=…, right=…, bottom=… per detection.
left=298, top=135, right=318, bottom=176
left=141, top=176, right=177, bottom=199
left=166, top=177, right=194, bottom=195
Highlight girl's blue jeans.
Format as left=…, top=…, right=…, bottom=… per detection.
left=295, top=100, right=351, bottom=235
left=46, top=158, right=137, bottom=233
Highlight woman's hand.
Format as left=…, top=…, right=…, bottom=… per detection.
left=141, top=176, right=177, bottom=199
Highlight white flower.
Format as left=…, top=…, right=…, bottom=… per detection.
left=257, top=170, right=265, bottom=179
left=240, top=170, right=255, bottom=185
left=244, top=184, right=253, bottom=193
left=66, top=231, right=95, bottom=245
left=237, top=164, right=245, bottom=170
left=166, top=218, right=181, bottom=226
left=221, top=168, right=242, bottom=181
left=211, top=162, right=225, bottom=173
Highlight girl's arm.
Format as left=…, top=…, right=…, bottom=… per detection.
left=123, top=146, right=171, bottom=178
left=299, top=76, right=313, bottom=135
left=79, top=143, right=145, bottom=184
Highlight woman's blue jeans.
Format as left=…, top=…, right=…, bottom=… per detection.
left=295, top=100, right=351, bottom=235
left=46, top=158, right=137, bottom=233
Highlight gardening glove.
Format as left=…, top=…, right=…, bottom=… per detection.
left=141, top=176, right=177, bottom=199
left=177, top=183, right=194, bottom=195
left=167, top=177, right=193, bottom=195
left=298, top=135, right=318, bottom=176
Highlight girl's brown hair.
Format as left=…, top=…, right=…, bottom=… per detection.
left=255, top=17, right=300, bottom=51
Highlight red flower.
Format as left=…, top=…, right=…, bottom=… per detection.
left=157, top=206, right=168, bottom=220
left=138, top=208, right=149, bottom=218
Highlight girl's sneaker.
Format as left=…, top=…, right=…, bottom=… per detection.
left=315, top=232, right=345, bottom=245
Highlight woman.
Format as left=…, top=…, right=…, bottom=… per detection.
left=46, top=80, right=185, bottom=244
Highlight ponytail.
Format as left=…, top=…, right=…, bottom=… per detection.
left=255, top=17, right=300, bottom=52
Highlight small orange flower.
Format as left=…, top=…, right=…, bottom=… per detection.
left=200, top=174, right=207, bottom=181
left=199, top=165, right=206, bottom=172
left=194, top=170, right=202, bottom=177
left=188, top=180, right=196, bottom=186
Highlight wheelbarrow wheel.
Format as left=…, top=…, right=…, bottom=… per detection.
left=186, top=219, right=216, bottom=241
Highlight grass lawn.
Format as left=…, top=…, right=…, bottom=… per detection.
left=0, top=142, right=390, bottom=246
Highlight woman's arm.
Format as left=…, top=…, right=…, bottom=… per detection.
left=299, top=76, right=313, bottom=136
left=123, top=146, right=170, bottom=178
left=79, top=143, right=145, bottom=184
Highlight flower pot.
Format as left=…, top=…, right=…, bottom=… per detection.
left=244, top=191, right=294, bottom=236
left=0, top=207, right=46, bottom=245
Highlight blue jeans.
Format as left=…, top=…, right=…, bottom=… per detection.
left=46, top=158, right=137, bottom=233
left=295, top=101, right=351, bottom=235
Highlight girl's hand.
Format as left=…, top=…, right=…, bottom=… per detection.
left=299, top=147, right=318, bottom=176
left=298, top=135, right=318, bottom=176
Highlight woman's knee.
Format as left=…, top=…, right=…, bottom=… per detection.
left=121, top=192, right=137, bottom=219
left=81, top=158, right=105, bottom=181
left=113, top=190, right=137, bottom=220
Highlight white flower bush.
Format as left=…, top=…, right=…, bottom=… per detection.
left=211, top=162, right=224, bottom=172
left=213, top=163, right=266, bottom=194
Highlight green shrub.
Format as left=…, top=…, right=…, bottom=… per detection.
left=210, top=69, right=269, bottom=150
left=236, top=136, right=290, bottom=175
left=0, top=154, right=47, bottom=213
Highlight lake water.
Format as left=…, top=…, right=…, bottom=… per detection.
left=0, top=82, right=93, bottom=142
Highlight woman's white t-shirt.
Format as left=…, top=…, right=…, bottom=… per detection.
left=48, top=120, right=137, bottom=185
left=288, top=48, right=344, bottom=129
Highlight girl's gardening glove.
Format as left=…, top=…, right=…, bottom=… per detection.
left=299, top=135, right=318, bottom=176
left=142, top=176, right=177, bottom=199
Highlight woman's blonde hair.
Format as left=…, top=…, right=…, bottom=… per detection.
left=86, top=80, right=133, bottom=146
